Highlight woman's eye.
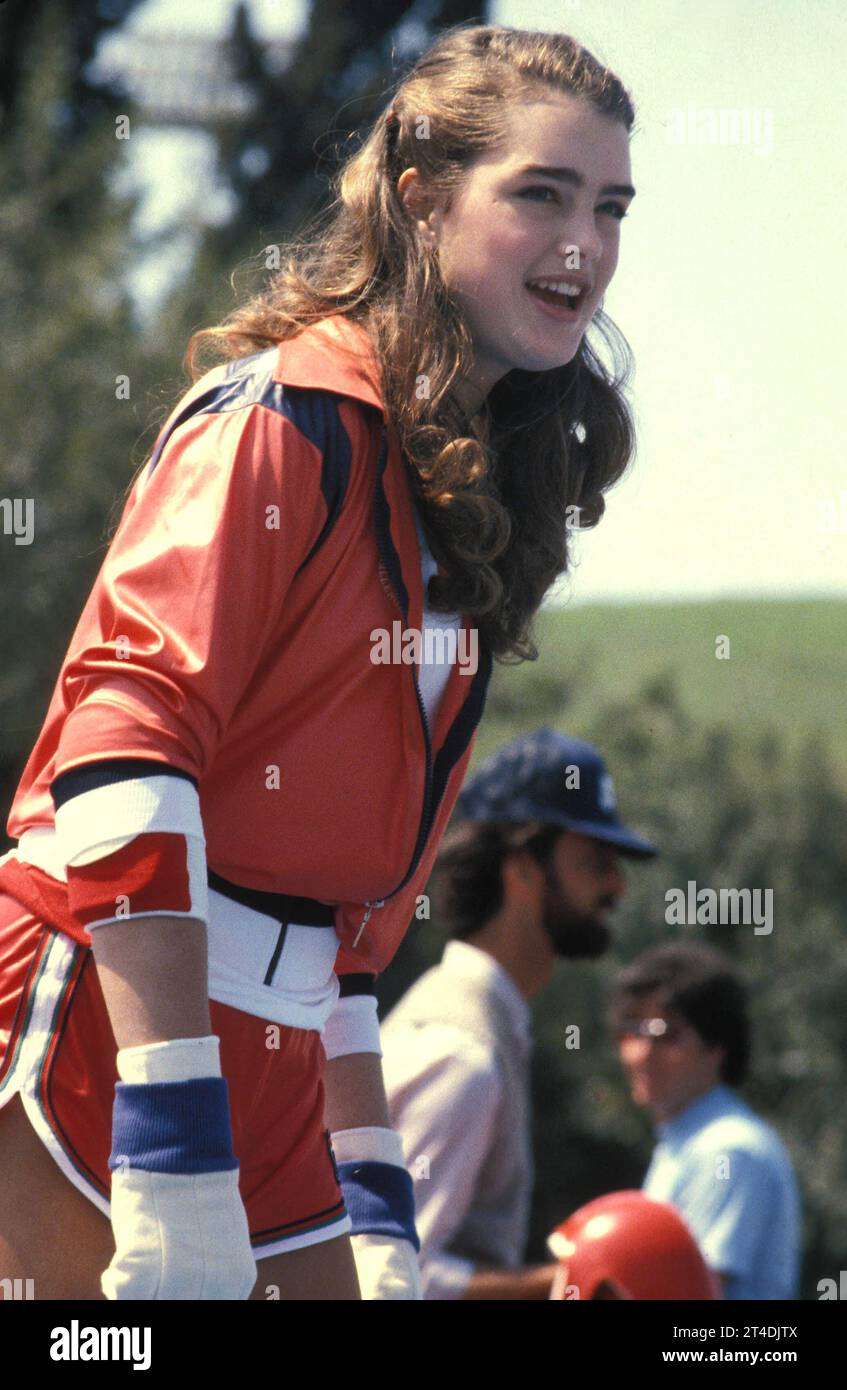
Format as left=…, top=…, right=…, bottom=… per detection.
left=520, top=185, right=557, bottom=202
left=520, top=188, right=629, bottom=221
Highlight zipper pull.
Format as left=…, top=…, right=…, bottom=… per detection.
left=352, top=898, right=385, bottom=949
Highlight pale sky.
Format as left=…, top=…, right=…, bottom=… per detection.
left=99, top=0, right=847, bottom=604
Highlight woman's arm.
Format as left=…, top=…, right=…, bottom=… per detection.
left=324, top=1052, right=390, bottom=1130
left=89, top=915, right=211, bottom=1048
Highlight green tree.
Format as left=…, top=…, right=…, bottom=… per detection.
left=0, top=0, right=157, bottom=825
left=158, top=0, right=489, bottom=348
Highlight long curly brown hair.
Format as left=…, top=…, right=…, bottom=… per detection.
left=186, top=23, right=638, bottom=662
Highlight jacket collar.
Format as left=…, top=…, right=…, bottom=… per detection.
left=273, top=315, right=388, bottom=421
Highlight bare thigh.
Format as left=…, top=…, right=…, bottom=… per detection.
left=250, top=1238, right=360, bottom=1301
left=0, top=1093, right=112, bottom=1299
left=0, top=1094, right=360, bottom=1300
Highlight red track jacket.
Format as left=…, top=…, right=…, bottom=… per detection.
left=1, top=316, right=492, bottom=978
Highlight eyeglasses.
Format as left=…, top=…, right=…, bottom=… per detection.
left=615, top=1017, right=690, bottom=1045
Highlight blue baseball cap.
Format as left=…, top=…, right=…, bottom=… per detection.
left=455, top=727, right=658, bottom=859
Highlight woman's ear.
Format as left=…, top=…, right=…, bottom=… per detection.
left=396, top=168, right=440, bottom=248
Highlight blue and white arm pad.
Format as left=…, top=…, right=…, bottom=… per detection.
left=332, top=1126, right=419, bottom=1250
left=102, top=1036, right=256, bottom=1301
left=331, top=1126, right=423, bottom=1299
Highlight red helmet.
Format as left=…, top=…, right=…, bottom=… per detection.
left=547, top=1190, right=719, bottom=1300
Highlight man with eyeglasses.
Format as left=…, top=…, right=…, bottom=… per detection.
left=610, top=942, right=801, bottom=1300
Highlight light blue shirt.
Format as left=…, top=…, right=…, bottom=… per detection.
left=642, top=1084, right=801, bottom=1300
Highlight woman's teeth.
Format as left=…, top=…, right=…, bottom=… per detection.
left=528, top=279, right=580, bottom=297
left=526, top=279, right=582, bottom=308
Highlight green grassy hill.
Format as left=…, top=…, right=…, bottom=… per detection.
left=480, top=597, right=847, bottom=785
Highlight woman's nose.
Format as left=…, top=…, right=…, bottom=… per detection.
left=558, top=218, right=603, bottom=267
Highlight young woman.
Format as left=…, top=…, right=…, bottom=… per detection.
left=0, top=24, right=637, bottom=1300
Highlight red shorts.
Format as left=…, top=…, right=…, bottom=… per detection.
left=0, top=889, right=349, bottom=1258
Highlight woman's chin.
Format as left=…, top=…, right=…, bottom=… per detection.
left=505, top=347, right=581, bottom=376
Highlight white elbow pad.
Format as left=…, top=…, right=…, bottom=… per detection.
left=53, top=771, right=208, bottom=929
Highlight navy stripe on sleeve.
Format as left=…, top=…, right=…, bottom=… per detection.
left=51, top=758, right=198, bottom=811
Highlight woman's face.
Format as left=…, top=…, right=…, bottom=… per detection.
left=399, top=93, right=634, bottom=411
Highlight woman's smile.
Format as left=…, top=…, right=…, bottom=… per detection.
left=525, top=279, right=587, bottom=323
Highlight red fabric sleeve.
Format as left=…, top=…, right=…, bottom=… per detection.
left=52, top=403, right=329, bottom=783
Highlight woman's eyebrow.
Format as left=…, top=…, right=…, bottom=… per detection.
left=514, top=163, right=636, bottom=199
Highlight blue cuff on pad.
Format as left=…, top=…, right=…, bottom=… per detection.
left=109, top=1077, right=239, bottom=1175
left=337, top=1161, right=420, bottom=1252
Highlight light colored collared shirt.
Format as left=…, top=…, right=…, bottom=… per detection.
left=381, top=940, right=532, bottom=1299
left=643, top=1083, right=801, bottom=1299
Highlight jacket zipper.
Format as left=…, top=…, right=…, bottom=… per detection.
left=352, top=433, right=436, bottom=948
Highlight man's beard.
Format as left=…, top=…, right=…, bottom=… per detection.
left=541, top=866, right=614, bottom=960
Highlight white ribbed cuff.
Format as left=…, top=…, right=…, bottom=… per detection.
left=116, top=1035, right=222, bottom=1084
left=330, top=1125, right=405, bottom=1167
left=321, top=993, right=381, bottom=1059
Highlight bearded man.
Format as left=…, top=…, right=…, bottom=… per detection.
left=381, top=728, right=658, bottom=1300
